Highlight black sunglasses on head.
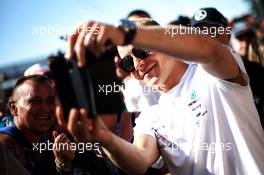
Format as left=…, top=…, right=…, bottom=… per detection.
left=118, top=48, right=150, bottom=73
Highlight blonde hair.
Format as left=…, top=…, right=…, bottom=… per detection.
left=133, top=18, right=160, bottom=27
left=248, top=37, right=264, bottom=66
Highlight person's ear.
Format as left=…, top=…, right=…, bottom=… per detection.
left=8, top=100, right=18, bottom=116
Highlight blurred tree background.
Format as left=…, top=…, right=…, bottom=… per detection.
left=244, top=0, right=264, bottom=18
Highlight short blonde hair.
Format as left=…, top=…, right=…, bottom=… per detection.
left=248, top=37, right=264, bottom=66
left=133, top=18, right=160, bottom=27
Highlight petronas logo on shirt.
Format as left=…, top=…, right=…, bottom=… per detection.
left=188, top=89, right=208, bottom=127
left=190, top=89, right=196, bottom=100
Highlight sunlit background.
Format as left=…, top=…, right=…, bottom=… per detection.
left=0, top=0, right=252, bottom=67
left=1, top=0, right=264, bottom=97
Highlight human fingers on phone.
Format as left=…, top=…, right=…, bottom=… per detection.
left=66, top=21, right=95, bottom=66
left=95, top=23, right=112, bottom=57
left=83, top=23, right=101, bottom=58
left=55, top=106, right=68, bottom=133
left=67, top=108, right=80, bottom=142
left=66, top=22, right=85, bottom=59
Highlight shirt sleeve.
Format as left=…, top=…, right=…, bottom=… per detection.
left=198, top=45, right=250, bottom=88
left=224, top=45, right=249, bottom=84
left=133, top=105, right=159, bottom=138
left=133, top=105, right=166, bottom=169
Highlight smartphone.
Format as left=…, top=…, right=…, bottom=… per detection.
left=48, top=50, right=124, bottom=120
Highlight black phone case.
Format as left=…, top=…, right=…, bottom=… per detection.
left=48, top=50, right=124, bottom=120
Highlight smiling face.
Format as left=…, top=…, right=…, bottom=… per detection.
left=11, top=79, right=55, bottom=134
left=118, top=45, right=185, bottom=92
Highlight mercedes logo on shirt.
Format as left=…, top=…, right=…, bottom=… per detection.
left=194, top=10, right=207, bottom=21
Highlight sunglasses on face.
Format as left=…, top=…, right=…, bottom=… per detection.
left=118, top=48, right=150, bottom=73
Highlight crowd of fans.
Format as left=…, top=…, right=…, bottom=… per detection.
left=0, top=7, right=264, bottom=175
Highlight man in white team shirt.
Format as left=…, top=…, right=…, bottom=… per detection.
left=65, top=8, right=264, bottom=175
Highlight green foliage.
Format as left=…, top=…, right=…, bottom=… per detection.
left=244, top=0, right=264, bottom=18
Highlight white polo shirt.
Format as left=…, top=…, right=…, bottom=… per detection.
left=134, top=46, right=264, bottom=175
left=122, top=77, right=160, bottom=112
